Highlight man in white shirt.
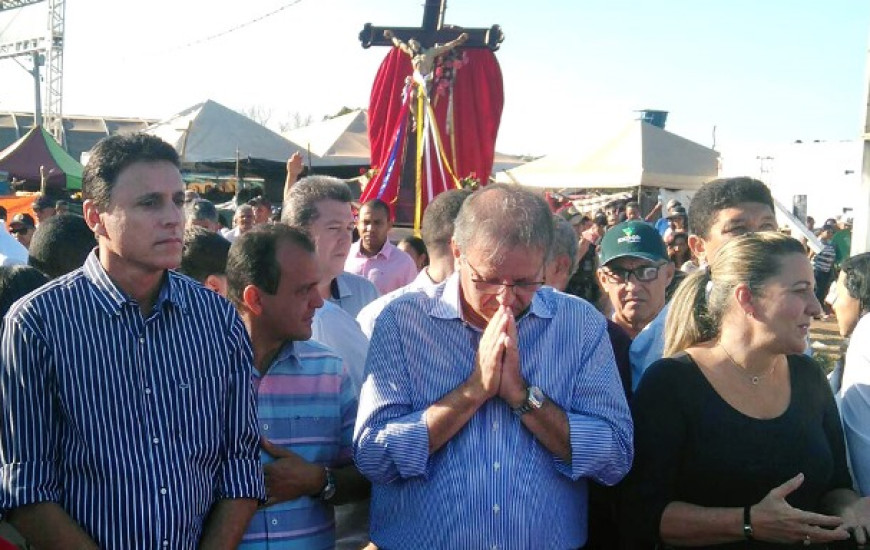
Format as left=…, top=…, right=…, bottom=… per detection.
left=357, top=189, right=470, bottom=337
left=283, top=176, right=379, bottom=318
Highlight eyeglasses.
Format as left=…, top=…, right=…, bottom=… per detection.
left=462, top=257, right=544, bottom=296
left=601, top=263, right=666, bottom=283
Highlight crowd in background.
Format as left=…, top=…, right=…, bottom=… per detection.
left=0, top=133, right=868, bottom=549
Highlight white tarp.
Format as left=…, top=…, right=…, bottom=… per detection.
left=284, top=110, right=370, bottom=167
left=495, top=120, right=720, bottom=191
left=285, top=109, right=529, bottom=175
left=145, top=99, right=311, bottom=164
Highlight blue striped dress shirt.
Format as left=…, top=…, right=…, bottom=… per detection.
left=0, top=252, right=265, bottom=549
left=354, top=274, right=633, bottom=550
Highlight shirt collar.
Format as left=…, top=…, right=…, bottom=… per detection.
left=428, top=272, right=555, bottom=323
left=352, top=239, right=394, bottom=260
left=82, top=250, right=188, bottom=316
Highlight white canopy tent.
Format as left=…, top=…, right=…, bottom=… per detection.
left=284, top=109, right=370, bottom=167
left=146, top=99, right=311, bottom=164
left=495, top=120, right=720, bottom=191
left=285, top=109, right=529, bottom=175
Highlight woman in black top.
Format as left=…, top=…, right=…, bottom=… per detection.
left=622, top=233, right=870, bottom=548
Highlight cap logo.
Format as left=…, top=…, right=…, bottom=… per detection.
left=617, top=226, right=642, bottom=245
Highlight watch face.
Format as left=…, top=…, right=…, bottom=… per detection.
left=528, top=386, right=545, bottom=409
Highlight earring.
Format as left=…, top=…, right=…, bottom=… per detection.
left=746, top=311, right=754, bottom=319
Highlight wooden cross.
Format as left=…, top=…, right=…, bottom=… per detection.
left=359, top=0, right=503, bottom=51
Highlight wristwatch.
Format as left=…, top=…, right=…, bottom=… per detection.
left=318, top=466, right=336, bottom=501
left=742, top=505, right=754, bottom=540
left=512, top=386, right=546, bottom=416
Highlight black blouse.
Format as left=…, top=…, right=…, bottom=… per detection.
left=621, top=353, right=853, bottom=548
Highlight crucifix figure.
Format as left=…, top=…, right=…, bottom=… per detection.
left=360, top=0, right=505, bottom=227
left=383, top=28, right=468, bottom=89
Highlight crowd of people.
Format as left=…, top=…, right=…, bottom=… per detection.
left=0, top=132, right=868, bottom=549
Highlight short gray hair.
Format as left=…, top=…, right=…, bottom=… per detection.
left=550, top=216, right=579, bottom=277
left=453, top=184, right=553, bottom=264
left=282, top=175, right=353, bottom=228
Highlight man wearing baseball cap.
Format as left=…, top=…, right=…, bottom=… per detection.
left=8, top=213, right=36, bottom=250
left=596, top=220, right=674, bottom=384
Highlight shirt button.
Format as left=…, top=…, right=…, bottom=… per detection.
left=492, top=421, right=499, bottom=431
left=493, top=462, right=500, bottom=471
left=162, top=541, right=169, bottom=547
left=145, top=388, right=152, bottom=395
left=491, top=545, right=498, bottom=550
left=160, top=487, right=167, bottom=495
left=271, top=519, right=278, bottom=526
left=262, top=423, right=269, bottom=431
left=139, top=337, right=145, bottom=344
left=152, top=437, right=160, bottom=445
left=492, top=504, right=500, bottom=514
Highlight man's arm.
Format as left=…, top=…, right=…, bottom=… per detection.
left=259, top=440, right=370, bottom=506
left=7, top=502, right=99, bottom=549
left=283, top=152, right=304, bottom=203
left=499, top=306, right=632, bottom=482
left=198, top=498, right=259, bottom=549
left=354, top=305, right=505, bottom=482
left=212, top=316, right=267, bottom=505
left=498, top=308, right=571, bottom=462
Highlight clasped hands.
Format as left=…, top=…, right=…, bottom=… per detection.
left=466, top=305, right=527, bottom=409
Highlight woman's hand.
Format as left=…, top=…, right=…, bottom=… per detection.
left=752, top=473, right=849, bottom=545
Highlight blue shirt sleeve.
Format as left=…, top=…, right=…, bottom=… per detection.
left=556, top=313, right=634, bottom=484
left=0, top=309, right=62, bottom=512
left=353, top=307, right=430, bottom=484
left=213, top=314, right=266, bottom=502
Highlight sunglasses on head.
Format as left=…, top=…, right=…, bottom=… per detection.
left=9, top=226, right=30, bottom=235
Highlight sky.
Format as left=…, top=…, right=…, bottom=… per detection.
left=1, top=0, right=869, bottom=156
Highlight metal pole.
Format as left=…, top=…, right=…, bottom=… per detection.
left=31, top=52, right=42, bottom=127
left=855, top=37, right=870, bottom=255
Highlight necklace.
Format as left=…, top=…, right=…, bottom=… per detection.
left=718, top=343, right=776, bottom=385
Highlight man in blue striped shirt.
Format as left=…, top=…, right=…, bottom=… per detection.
left=354, top=185, right=634, bottom=549
left=0, top=134, right=265, bottom=549
left=226, top=225, right=369, bottom=548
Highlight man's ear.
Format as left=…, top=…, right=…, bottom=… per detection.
left=450, top=238, right=461, bottom=262
left=595, top=267, right=609, bottom=288
left=242, top=284, right=264, bottom=316
left=688, top=234, right=707, bottom=264
left=203, top=274, right=227, bottom=297
left=82, top=199, right=106, bottom=238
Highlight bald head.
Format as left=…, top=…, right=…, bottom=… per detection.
left=453, top=185, right=553, bottom=264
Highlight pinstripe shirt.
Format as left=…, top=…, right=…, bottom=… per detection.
left=354, top=274, right=633, bottom=550
left=0, top=252, right=265, bottom=549
left=241, top=339, right=357, bottom=550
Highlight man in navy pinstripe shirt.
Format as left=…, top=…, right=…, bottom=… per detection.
left=0, top=134, right=265, bottom=549
left=354, top=185, right=633, bottom=549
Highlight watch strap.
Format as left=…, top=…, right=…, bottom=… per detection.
left=318, top=466, right=336, bottom=501
left=742, top=505, right=754, bottom=540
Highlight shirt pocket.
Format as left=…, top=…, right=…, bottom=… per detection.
left=283, top=416, right=342, bottom=464
left=170, top=375, right=225, bottom=456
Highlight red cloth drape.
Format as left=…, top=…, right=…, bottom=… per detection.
left=364, top=47, right=504, bottom=225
